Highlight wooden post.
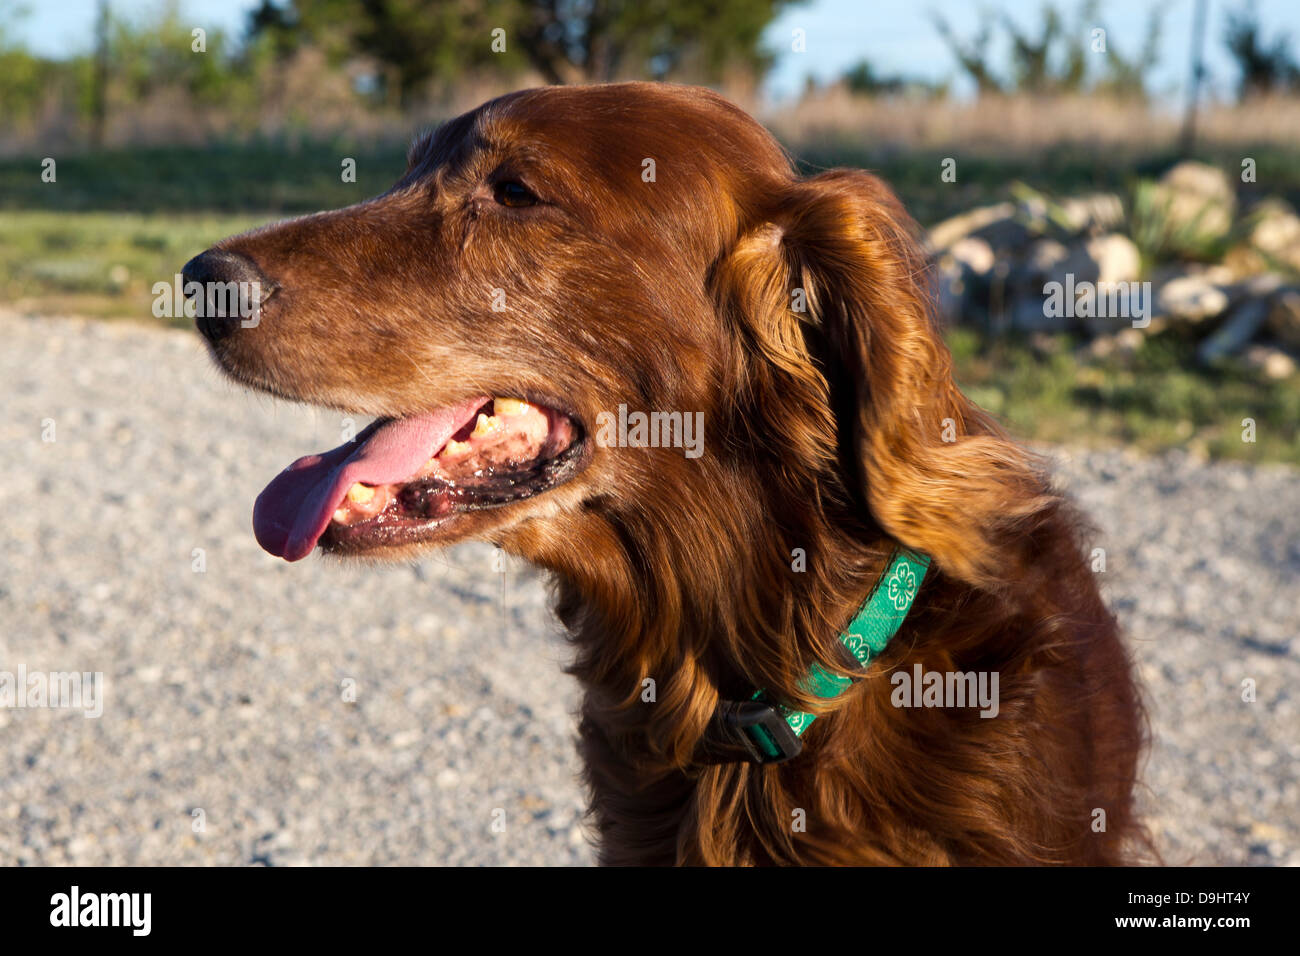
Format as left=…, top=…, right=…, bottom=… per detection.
left=1181, top=0, right=1209, bottom=156
left=91, top=0, right=109, bottom=148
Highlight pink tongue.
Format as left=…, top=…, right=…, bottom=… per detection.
left=253, top=396, right=489, bottom=561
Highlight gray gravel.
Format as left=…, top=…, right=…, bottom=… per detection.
left=1, top=310, right=1296, bottom=866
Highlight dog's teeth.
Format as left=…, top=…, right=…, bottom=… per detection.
left=333, top=508, right=349, bottom=523
left=472, top=414, right=502, bottom=437
left=346, top=482, right=374, bottom=503
left=493, top=397, right=530, bottom=417
left=442, top=439, right=472, bottom=458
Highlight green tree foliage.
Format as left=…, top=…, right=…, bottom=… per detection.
left=930, top=11, right=1003, bottom=93
left=513, top=0, right=798, bottom=84
left=109, top=1, right=240, bottom=106
left=1002, top=3, right=1078, bottom=93
left=841, top=59, right=947, bottom=97
left=0, top=0, right=64, bottom=127
left=932, top=1, right=1161, bottom=99
left=248, top=0, right=801, bottom=103
left=1224, top=0, right=1299, bottom=98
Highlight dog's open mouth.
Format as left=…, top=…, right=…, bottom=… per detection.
left=253, top=396, right=585, bottom=560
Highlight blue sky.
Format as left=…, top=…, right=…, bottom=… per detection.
left=10, top=0, right=1300, bottom=103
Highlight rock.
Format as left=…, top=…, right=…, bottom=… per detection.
left=1010, top=296, right=1066, bottom=332
left=935, top=237, right=996, bottom=326
left=1151, top=263, right=1237, bottom=288
left=928, top=202, right=1013, bottom=250
left=1015, top=237, right=1062, bottom=283
left=1247, top=200, right=1300, bottom=273
left=934, top=254, right=967, bottom=326
left=1242, top=344, right=1297, bottom=379
left=1025, top=237, right=1076, bottom=275
left=928, top=202, right=1032, bottom=254
left=1072, top=234, right=1145, bottom=335
left=1014, top=238, right=1098, bottom=286
left=1057, top=193, right=1126, bottom=234
left=1005, top=235, right=1146, bottom=335
left=1223, top=272, right=1288, bottom=301
left=1016, top=235, right=1138, bottom=290
left=1151, top=161, right=1237, bottom=242
left=1005, top=240, right=1088, bottom=333
left=1267, top=288, right=1300, bottom=349
left=1086, top=234, right=1142, bottom=287
left=1157, top=275, right=1230, bottom=324
left=1196, top=297, right=1271, bottom=363
left=948, top=236, right=995, bottom=276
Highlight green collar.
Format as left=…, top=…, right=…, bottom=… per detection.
left=706, top=550, right=930, bottom=764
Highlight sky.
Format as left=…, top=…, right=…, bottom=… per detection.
left=8, top=0, right=1300, bottom=104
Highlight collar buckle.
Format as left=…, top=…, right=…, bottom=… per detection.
left=708, top=699, right=804, bottom=764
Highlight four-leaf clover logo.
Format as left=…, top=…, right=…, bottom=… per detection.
left=886, top=565, right=919, bottom=611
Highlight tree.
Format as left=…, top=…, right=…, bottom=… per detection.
left=1224, top=0, right=1299, bottom=99
left=931, top=8, right=1004, bottom=94
left=841, top=59, right=947, bottom=98
left=1095, top=4, right=1163, bottom=100
left=514, top=0, right=800, bottom=85
left=932, top=0, right=1161, bottom=100
left=249, top=0, right=801, bottom=103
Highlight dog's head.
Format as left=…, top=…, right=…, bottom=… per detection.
left=191, top=82, right=1039, bottom=585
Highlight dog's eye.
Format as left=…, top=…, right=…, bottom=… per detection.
left=494, top=181, right=537, bottom=208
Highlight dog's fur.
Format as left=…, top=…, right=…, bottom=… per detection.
left=198, top=83, right=1151, bottom=865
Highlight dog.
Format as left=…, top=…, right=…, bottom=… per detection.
left=186, top=82, right=1150, bottom=865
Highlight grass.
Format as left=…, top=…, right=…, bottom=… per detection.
left=2, top=134, right=1298, bottom=464
left=0, top=210, right=267, bottom=322
left=949, top=329, right=1300, bottom=465
left=0, top=139, right=408, bottom=323
left=0, top=140, right=408, bottom=214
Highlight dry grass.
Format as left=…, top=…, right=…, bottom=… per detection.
left=762, top=87, right=1300, bottom=156
left=8, top=62, right=1300, bottom=159
left=0, top=52, right=535, bottom=157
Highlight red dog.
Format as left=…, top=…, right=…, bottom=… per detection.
left=188, top=83, right=1150, bottom=865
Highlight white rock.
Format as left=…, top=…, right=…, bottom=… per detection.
left=927, top=202, right=1028, bottom=253
left=1157, top=275, right=1230, bottom=323
left=1086, top=233, right=1142, bottom=286
left=1152, top=161, right=1237, bottom=240
left=949, top=236, right=995, bottom=276
left=1243, top=344, right=1297, bottom=379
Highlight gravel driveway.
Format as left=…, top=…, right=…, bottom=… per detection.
left=1, top=310, right=1296, bottom=865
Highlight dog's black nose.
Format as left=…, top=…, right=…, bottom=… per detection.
left=182, top=249, right=273, bottom=343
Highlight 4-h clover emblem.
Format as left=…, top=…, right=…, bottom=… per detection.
left=782, top=707, right=814, bottom=734
left=842, top=631, right=869, bottom=665
left=886, top=564, right=919, bottom=611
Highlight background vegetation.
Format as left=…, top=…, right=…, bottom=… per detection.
left=2, top=0, right=1298, bottom=462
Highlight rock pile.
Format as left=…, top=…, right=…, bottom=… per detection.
left=930, top=161, right=1300, bottom=379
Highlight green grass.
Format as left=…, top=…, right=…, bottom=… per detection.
left=0, top=139, right=409, bottom=322
left=0, top=140, right=408, bottom=214
left=10, top=137, right=1300, bottom=222
left=795, top=142, right=1300, bottom=228
left=949, top=328, right=1300, bottom=464
left=0, top=210, right=267, bottom=323
left=2, top=138, right=1298, bottom=463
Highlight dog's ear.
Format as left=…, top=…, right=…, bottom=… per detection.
left=720, top=170, right=1053, bottom=588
